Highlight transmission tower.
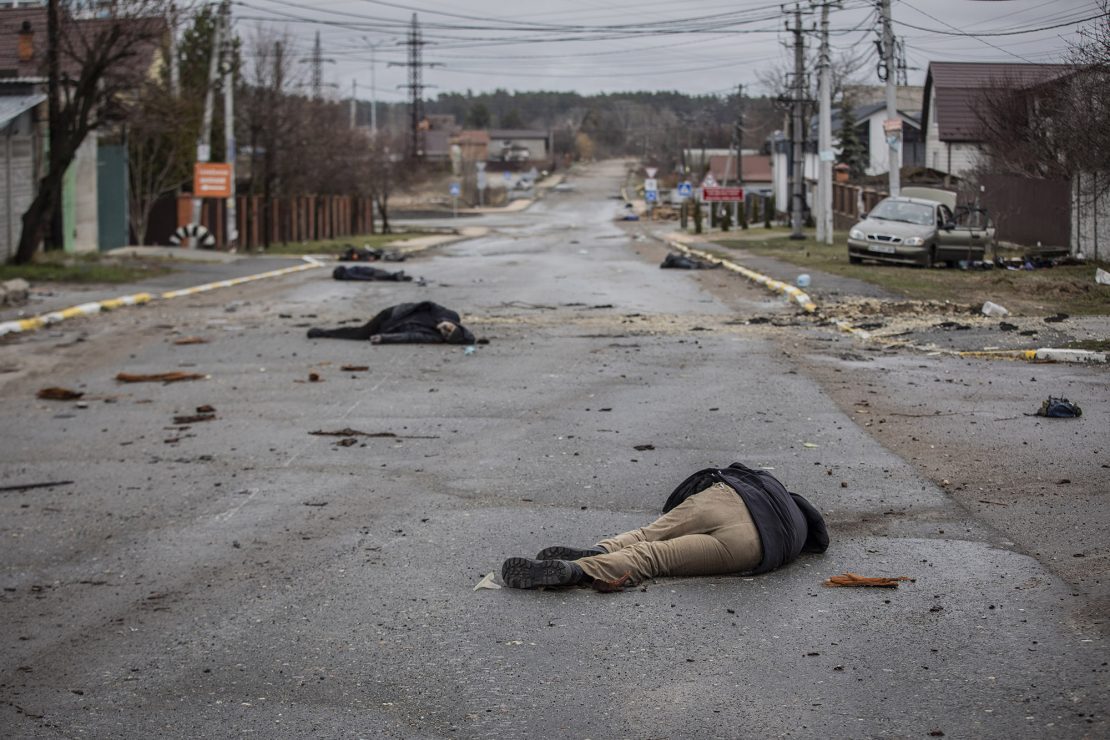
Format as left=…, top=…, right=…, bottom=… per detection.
left=390, top=14, right=441, bottom=160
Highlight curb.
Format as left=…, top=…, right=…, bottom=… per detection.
left=664, top=233, right=817, bottom=313
left=0, top=256, right=324, bottom=338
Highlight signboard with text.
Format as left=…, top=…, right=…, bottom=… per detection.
left=701, top=186, right=745, bottom=202
left=193, top=163, right=232, bottom=198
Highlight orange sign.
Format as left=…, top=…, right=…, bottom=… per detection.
left=193, top=163, right=232, bottom=198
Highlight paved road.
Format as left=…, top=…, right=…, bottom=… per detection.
left=0, top=160, right=1106, bottom=738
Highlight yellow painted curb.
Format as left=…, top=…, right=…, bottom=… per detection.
left=0, top=257, right=322, bottom=338
left=666, top=236, right=817, bottom=313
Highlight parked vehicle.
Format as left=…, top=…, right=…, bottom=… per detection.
left=847, top=187, right=995, bottom=267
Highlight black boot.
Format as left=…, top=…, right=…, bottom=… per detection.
left=501, top=558, right=585, bottom=589
left=535, top=545, right=605, bottom=561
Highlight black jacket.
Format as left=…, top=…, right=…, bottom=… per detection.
left=306, top=301, right=476, bottom=344
left=663, top=462, right=829, bottom=575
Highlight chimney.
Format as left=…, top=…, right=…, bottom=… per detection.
left=18, top=21, right=33, bottom=63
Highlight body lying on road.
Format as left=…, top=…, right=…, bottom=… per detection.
left=503, top=463, right=829, bottom=591
left=307, top=301, right=476, bottom=345
left=332, top=265, right=412, bottom=282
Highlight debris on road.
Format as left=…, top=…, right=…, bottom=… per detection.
left=173, top=336, right=208, bottom=345
left=981, top=301, right=1010, bottom=318
left=473, top=572, right=501, bottom=591
left=332, top=265, right=413, bottom=282
left=824, top=573, right=914, bottom=588
left=37, top=387, right=84, bottom=401
left=340, top=365, right=369, bottom=372
left=116, top=371, right=206, bottom=383
left=172, top=412, right=216, bottom=425
left=660, top=252, right=719, bottom=270
left=339, top=245, right=405, bottom=262
left=335, top=438, right=358, bottom=447
left=633, top=444, right=655, bottom=451
left=308, top=372, right=322, bottom=382
left=196, top=404, right=215, bottom=413
left=309, top=429, right=441, bottom=439
left=0, top=480, right=74, bottom=494
left=1034, top=397, right=1082, bottom=418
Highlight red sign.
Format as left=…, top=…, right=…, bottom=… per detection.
left=701, top=186, right=745, bottom=202
left=194, top=163, right=232, bottom=198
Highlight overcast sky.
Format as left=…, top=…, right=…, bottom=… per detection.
left=230, top=0, right=1104, bottom=102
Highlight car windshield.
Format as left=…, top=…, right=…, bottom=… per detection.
left=868, top=200, right=934, bottom=226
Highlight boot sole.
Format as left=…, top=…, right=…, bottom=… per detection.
left=501, top=557, right=575, bottom=589
left=536, top=546, right=603, bottom=561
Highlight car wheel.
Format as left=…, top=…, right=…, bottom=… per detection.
left=922, top=247, right=935, bottom=268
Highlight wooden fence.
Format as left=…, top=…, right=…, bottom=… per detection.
left=173, top=194, right=376, bottom=250
left=832, top=182, right=888, bottom=230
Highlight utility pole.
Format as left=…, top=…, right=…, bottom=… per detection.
left=815, top=1, right=836, bottom=245
left=729, top=84, right=743, bottom=224
left=789, top=4, right=806, bottom=240
left=46, top=0, right=61, bottom=250
left=311, top=31, right=323, bottom=99
left=350, top=79, right=357, bottom=129
left=221, top=0, right=237, bottom=250
left=880, top=0, right=900, bottom=196
left=191, top=0, right=224, bottom=245
left=168, top=2, right=180, bottom=97
left=370, top=44, right=378, bottom=134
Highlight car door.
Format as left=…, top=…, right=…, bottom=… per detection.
left=934, top=203, right=973, bottom=262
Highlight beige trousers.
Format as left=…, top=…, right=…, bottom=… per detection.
left=576, top=482, right=763, bottom=585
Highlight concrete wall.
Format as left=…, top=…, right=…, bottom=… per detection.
left=1072, top=171, right=1109, bottom=260
left=0, top=112, right=37, bottom=262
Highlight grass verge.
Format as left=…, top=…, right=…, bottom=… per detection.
left=0, top=252, right=172, bottom=284
left=713, top=231, right=1110, bottom=316
left=262, top=232, right=432, bottom=256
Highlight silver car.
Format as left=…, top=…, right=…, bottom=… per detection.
left=847, top=187, right=995, bottom=267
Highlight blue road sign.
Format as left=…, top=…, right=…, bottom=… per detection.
left=449, top=183, right=461, bottom=197
left=677, top=181, right=693, bottom=198
left=645, top=189, right=658, bottom=203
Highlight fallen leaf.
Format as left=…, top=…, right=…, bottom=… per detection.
left=803, top=442, right=819, bottom=448
left=173, top=337, right=208, bottom=345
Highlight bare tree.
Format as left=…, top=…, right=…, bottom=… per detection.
left=13, top=1, right=170, bottom=264
left=125, top=78, right=194, bottom=245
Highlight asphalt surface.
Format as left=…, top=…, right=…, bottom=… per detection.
left=0, top=160, right=1106, bottom=738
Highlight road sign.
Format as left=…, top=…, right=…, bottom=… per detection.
left=645, top=167, right=658, bottom=178
left=883, top=118, right=903, bottom=133
left=702, top=173, right=718, bottom=188
left=701, top=186, right=744, bottom=202
left=193, top=163, right=232, bottom=198
left=645, top=190, right=658, bottom=203
left=449, top=182, right=461, bottom=197
left=644, top=178, right=658, bottom=192
left=677, top=181, right=693, bottom=198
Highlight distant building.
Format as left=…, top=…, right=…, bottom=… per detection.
left=487, top=129, right=551, bottom=163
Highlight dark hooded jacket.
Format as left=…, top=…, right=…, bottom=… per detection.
left=663, top=462, right=829, bottom=575
left=306, top=301, right=476, bottom=344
